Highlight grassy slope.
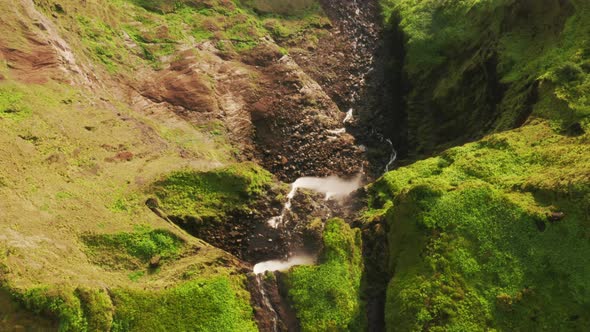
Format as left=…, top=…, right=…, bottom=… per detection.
left=0, top=0, right=326, bottom=330
left=371, top=0, right=590, bottom=330
left=32, top=0, right=326, bottom=74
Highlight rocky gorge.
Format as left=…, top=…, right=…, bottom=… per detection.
left=0, top=0, right=589, bottom=331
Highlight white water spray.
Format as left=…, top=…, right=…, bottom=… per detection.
left=371, top=129, right=398, bottom=174
left=326, top=109, right=354, bottom=136
left=254, top=274, right=279, bottom=332
left=343, top=108, right=354, bottom=124
left=384, top=139, right=397, bottom=173
left=253, top=255, right=316, bottom=274
left=327, top=128, right=346, bottom=135
left=267, top=174, right=363, bottom=228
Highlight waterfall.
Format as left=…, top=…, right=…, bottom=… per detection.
left=384, top=139, right=397, bottom=173
left=327, top=128, right=346, bottom=135
left=371, top=129, right=398, bottom=174
left=326, top=108, right=354, bottom=136
left=254, top=274, right=279, bottom=332
left=254, top=255, right=316, bottom=274
left=267, top=174, right=362, bottom=229
left=343, top=108, right=354, bottom=123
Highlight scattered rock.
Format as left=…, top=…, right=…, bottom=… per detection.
left=547, top=212, right=565, bottom=222
left=149, top=255, right=161, bottom=268
left=100, top=144, right=121, bottom=152
left=145, top=198, right=159, bottom=209
left=105, top=151, right=134, bottom=163
left=52, top=3, right=65, bottom=14
left=46, top=153, right=66, bottom=164
left=18, top=134, right=39, bottom=143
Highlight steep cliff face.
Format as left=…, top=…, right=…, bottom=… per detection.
left=379, top=0, right=588, bottom=157
left=366, top=0, right=590, bottom=330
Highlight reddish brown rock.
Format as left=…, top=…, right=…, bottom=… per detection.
left=115, top=151, right=134, bottom=162
left=547, top=211, right=565, bottom=222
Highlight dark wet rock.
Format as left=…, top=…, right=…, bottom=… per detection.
left=247, top=272, right=299, bottom=332
left=535, top=219, right=547, bottom=232
left=564, top=122, right=584, bottom=136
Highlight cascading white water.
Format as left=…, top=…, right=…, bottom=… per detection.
left=343, top=108, right=354, bottom=123
left=326, top=108, right=354, bottom=136
left=254, top=274, right=279, bottom=332
left=253, top=255, right=316, bottom=274
left=267, top=174, right=363, bottom=228
left=384, top=139, right=397, bottom=173
left=253, top=174, right=362, bottom=329
left=327, top=128, right=346, bottom=135
left=371, top=129, right=398, bottom=174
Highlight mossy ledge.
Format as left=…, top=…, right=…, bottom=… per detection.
left=151, top=162, right=274, bottom=224
left=285, top=218, right=365, bottom=331
left=2, top=277, right=256, bottom=332
left=363, top=1, right=590, bottom=329
left=366, top=120, right=590, bottom=330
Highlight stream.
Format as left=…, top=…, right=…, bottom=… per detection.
left=251, top=105, right=397, bottom=331
left=249, top=1, right=396, bottom=330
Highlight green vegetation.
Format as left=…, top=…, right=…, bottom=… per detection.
left=9, top=286, right=114, bottom=332
left=82, top=227, right=184, bottom=269
left=380, top=0, right=590, bottom=155
left=371, top=3, right=590, bottom=328
left=0, top=84, right=30, bottom=120
left=0, top=82, right=69, bottom=121
left=4, top=276, right=255, bottom=332
left=152, top=162, right=273, bottom=223
left=367, top=120, right=590, bottom=331
left=36, top=0, right=326, bottom=73
left=110, top=277, right=257, bottom=332
left=286, top=218, right=365, bottom=331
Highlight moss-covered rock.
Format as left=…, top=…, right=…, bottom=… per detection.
left=4, top=276, right=256, bottom=332
left=151, top=162, right=274, bottom=223
left=286, top=218, right=365, bottom=331
left=110, top=277, right=256, bottom=332
left=81, top=227, right=185, bottom=270
left=367, top=120, right=590, bottom=330
left=370, top=3, right=590, bottom=327
left=380, top=0, right=590, bottom=156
